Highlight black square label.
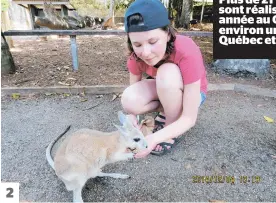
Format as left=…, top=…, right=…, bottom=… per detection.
left=213, top=0, right=276, bottom=59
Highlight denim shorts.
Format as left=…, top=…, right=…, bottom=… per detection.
left=200, top=92, right=207, bottom=106
left=146, top=75, right=206, bottom=107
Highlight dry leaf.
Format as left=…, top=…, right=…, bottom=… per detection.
left=66, top=77, right=76, bottom=81
left=80, top=98, right=88, bottom=102
left=111, top=94, right=118, bottom=101
left=12, top=93, right=20, bottom=99
left=80, top=88, right=86, bottom=97
left=45, top=92, right=54, bottom=96
left=27, top=93, right=37, bottom=99
left=264, top=116, right=274, bottom=123
left=185, top=163, right=191, bottom=169
left=58, top=81, right=70, bottom=86
left=111, top=93, right=122, bottom=101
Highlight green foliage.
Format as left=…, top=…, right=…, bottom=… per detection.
left=68, top=0, right=213, bottom=19
left=69, top=0, right=134, bottom=17
left=70, top=0, right=107, bottom=16
left=71, top=0, right=105, bottom=10
left=115, top=0, right=134, bottom=10
left=193, top=0, right=213, bottom=7
left=1, top=0, right=9, bottom=11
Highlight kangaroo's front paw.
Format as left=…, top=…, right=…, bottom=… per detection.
left=125, top=152, right=134, bottom=160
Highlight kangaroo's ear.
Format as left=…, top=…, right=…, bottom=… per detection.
left=124, top=115, right=138, bottom=130
left=113, top=124, right=126, bottom=134
left=113, top=124, right=130, bottom=139
left=118, top=111, right=127, bottom=125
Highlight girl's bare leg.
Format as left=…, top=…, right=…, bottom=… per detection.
left=121, top=79, right=160, bottom=115
left=154, top=63, right=184, bottom=151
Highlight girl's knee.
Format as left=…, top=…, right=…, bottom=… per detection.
left=156, top=63, right=183, bottom=90
left=121, top=87, right=141, bottom=114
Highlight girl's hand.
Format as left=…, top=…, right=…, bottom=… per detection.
left=135, top=134, right=157, bottom=158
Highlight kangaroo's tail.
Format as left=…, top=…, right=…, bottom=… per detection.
left=46, top=125, right=71, bottom=170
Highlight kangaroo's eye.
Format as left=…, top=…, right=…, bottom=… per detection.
left=134, top=138, right=140, bottom=142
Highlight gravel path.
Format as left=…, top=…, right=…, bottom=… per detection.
left=1, top=91, right=276, bottom=202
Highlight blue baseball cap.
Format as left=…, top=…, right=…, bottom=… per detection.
left=124, top=0, right=170, bottom=33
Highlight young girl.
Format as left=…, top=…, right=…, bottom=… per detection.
left=121, top=0, right=208, bottom=157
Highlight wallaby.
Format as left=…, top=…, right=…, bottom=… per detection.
left=46, top=111, right=154, bottom=203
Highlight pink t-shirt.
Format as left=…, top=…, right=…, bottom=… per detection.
left=127, top=35, right=208, bottom=94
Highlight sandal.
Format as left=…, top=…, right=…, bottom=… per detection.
left=152, top=113, right=166, bottom=133
left=150, top=138, right=180, bottom=156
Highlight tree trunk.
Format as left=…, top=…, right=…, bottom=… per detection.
left=38, top=2, right=85, bottom=30
left=1, top=10, right=14, bottom=48
left=109, top=0, right=115, bottom=26
left=200, top=0, right=206, bottom=23
left=168, top=0, right=172, bottom=19
left=1, top=32, right=16, bottom=75
left=35, top=16, right=69, bottom=29
left=172, top=0, right=185, bottom=28
left=179, top=0, right=193, bottom=29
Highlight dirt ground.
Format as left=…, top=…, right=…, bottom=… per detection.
left=2, top=35, right=276, bottom=90
left=1, top=91, right=276, bottom=202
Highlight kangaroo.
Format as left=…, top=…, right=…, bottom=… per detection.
left=46, top=111, right=154, bottom=202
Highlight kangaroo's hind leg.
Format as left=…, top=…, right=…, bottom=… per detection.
left=60, top=170, right=88, bottom=203
left=73, top=187, right=83, bottom=203
left=64, top=176, right=87, bottom=203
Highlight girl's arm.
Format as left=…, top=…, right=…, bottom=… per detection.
left=145, top=80, right=201, bottom=147
left=129, top=72, right=142, bottom=85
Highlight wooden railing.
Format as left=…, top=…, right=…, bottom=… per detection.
left=3, top=30, right=213, bottom=71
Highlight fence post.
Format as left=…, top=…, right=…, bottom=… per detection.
left=70, top=35, right=79, bottom=71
